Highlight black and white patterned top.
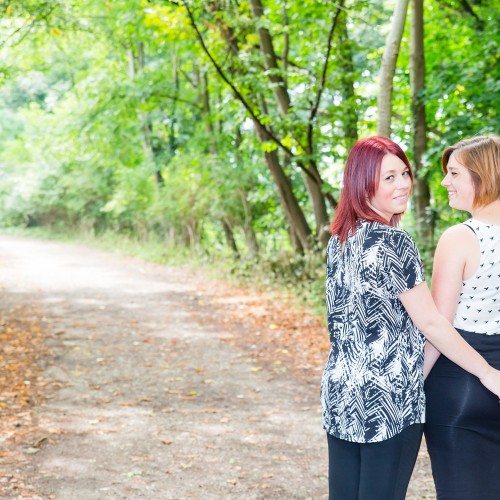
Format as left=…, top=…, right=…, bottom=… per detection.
left=321, top=220, right=426, bottom=443
left=453, top=219, right=500, bottom=335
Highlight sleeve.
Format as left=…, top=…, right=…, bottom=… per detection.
left=326, top=236, right=339, bottom=277
left=381, top=230, right=425, bottom=298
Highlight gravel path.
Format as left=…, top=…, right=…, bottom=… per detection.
left=0, top=235, right=435, bottom=499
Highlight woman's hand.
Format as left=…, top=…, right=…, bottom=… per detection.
left=479, top=366, right=500, bottom=399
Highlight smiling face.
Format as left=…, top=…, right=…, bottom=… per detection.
left=441, top=153, right=475, bottom=212
left=369, top=154, right=412, bottom=222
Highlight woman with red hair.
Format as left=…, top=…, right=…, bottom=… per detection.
left=320, top=136, right=500, bottom=499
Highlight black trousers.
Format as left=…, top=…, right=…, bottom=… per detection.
left=327, top=423, right=423, bottom=500
left=425, top=329, right=500, bottom=500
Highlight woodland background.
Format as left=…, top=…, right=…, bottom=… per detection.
left=0, top=0, right=498, bottom=303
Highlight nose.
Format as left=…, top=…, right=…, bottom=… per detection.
left=441, top=172, right=451, bottom=187
left=397, top=174, right=411, bottom=189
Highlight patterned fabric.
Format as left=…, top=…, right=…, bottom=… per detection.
left=321, top=220, right=426, bottom=443
left=453, top=219, right=500, bottom=335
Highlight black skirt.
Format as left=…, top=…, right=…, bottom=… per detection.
left=424, top=329, right=500, bottom=500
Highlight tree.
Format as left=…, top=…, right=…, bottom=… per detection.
left=377, top=0, right=410, bottom=137
left=410, top=0, right=431, bottom=244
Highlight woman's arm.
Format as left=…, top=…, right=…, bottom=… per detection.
left=399, top=281, right=500, bottom=397
left=422, top=225, right=475, bottom=377
left=431, top=225, right=478, bottom=319
left=423, top=341, right=441, bottom=379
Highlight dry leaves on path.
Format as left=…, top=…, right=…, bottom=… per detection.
left=189, top=278, right=330, bottom=381
left=0, top=303, right=50, bottom=498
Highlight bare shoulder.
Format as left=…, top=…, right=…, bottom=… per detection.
left=436, top=224, right=477, bottom=251
left=432, top=224, right=476, bottom=296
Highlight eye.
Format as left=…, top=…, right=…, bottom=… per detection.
left=385, top=175, right=395, bottom=181
left=402, top=170, right=410, bottom=177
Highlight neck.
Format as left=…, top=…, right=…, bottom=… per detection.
left=470, top=200, right=500, bottom=224
left=366, top=201, right=391, bottom=223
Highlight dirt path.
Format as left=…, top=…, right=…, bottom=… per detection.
left=0, top=235, right=435, bottom=499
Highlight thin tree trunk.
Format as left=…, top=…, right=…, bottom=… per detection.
left=239, top=190, right=259, bottom=259
left=254, top=125, right=311, bottom=251
left=255, top=98, right=312, bottom=251
left=410, top=0, right=432, bottom=243
left=201, top=71, right=217, bottom=155
left=288, top=227, right=304, bottom=255
left=282, top=2, right=289, bottom=89
left=166, top=51, right=179, bottom=180
left=377, top=0, right=410, bottom=137
left=303, top=160, right=330, bottom=246
left=127, top=45, right=153, bottom=161
left=221, top=218, right=240, bottom=258
left=262, top=151, right=312, bottom=251
left=187, top=220, right=199, bottom=247
left=249, top=0, right=290, bottom=115
left=128, top=43, right=165, bottom=186
left=303, top=3, right=344, bottom=244
left=168, top=226, right=176, bottom=245
left=338, top=10, right=358, bottom=150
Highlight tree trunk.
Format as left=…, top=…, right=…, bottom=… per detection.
left=168, top=226, right=176, bottom=245
left=410, top=0, right=432, bottom=244
left=377, top=0, right=410, bottom=137
left=338, top=11, right=358, bottom=150
left=166, top=50, right=180, bottom=176
left=267, top=153, right=312, bottom=252
left=201, top=71, right=217, bottom=155
left=288, top=226, right=304, bottom=255
left=249, top=0, right=290, bottom=115
left=128, top=43, right=165, bottom=186
left=282, top=2, right=289, bottom=89
left=186, top=220, right=199, bottom=247
left=253, top=120, right=312, bottom=251
left=239, top=190, right=259, bottom=259
left=221, top=218, right=240, bottom=258
left=303, top=160, right=330, bottom=247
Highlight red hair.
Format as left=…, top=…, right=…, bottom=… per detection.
left=330, top=136, right=414, bottom=242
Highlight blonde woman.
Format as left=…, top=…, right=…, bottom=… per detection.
left=424, top=135, right=500, bottom=499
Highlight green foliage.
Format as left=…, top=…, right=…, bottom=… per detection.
left=0, top=0, right=498, bottom=297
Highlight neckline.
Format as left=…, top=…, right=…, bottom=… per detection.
left=469, top=218, right=500, bottom=228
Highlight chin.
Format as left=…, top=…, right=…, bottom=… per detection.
left=448, top=198, right=461, bottom=210
left=449, top=201, right=463, bottom=210
left=394, top=205, right=408, bottom=213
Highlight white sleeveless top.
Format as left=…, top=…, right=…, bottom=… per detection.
left=453, top=219, right=500, bottom=335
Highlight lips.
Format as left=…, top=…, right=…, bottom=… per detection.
left=393, top=194, right=408, bottom=202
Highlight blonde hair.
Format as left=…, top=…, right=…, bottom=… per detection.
left=442, top=135, right=500, bottom=207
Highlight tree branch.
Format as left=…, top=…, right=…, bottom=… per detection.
left=0, top=3, right=57, bottom=49
left=181, top=0, right=295, bottom=157
left=307, top=2, right=344, bottom=155
left=153, top=92, right=203, bottom=110
left=445, top=0, right=484, bottom=29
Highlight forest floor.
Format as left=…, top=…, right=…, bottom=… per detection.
left=0, top=234, right=435, bottom=499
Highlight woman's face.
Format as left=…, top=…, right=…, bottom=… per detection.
left=441, top=153, right=475, bottom=212
left=369, top=154, right=412, bottom=222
